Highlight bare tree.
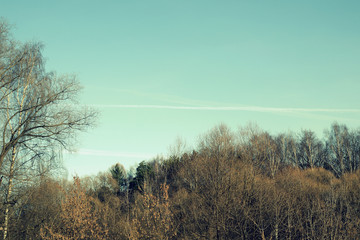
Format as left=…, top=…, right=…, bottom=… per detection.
left=275, top=132, right=299, bottom=167
left=178, top=124, right=246, bottom=239
left=325, top=123, right=350, bottom=176
left=298, top=130, right=323, bottom=169
left=0, top=22, right=96, bottom=239
left=344, top=129, right=360, bottom=173
left=250, top=132, right=280, bottom=178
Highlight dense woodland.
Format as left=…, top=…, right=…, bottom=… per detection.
left=2, top=21, right=360, bottom=240
left=3, top=122, right=360, bottom=240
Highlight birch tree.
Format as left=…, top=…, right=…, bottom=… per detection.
left=0, top=21, right=96, bottom=239
left=325, top=123, right=350, bottom=176
left=298, top=130, right=323, bottom=169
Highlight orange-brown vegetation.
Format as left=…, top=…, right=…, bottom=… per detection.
left=2, top=123, right=360, bottom=239
left=40, top=177, right=108, bottom=240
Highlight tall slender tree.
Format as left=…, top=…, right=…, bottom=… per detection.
left=0, top=21, right=96, bottom=239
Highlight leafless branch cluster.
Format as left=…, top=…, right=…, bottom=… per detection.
left=0, top=21, right=96, bottom=240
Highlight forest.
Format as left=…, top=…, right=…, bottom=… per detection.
left=1, top=21, right=360, bottom=240
left=3, top=122, right=360, bottom=240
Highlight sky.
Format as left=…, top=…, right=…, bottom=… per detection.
left=1, top=1, right=360, bottom=177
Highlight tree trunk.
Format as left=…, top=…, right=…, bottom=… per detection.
left=3, top=146, right=16, bottom=240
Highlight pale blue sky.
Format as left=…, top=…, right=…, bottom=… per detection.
left=2, top=1, right=360, bottom=176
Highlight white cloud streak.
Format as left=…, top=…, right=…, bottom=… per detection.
left=90, top=104, right=360, bottom=113
left=65, top=149, right=154, bottom=159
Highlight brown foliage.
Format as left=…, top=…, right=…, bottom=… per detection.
left=40, top=177, right=108, bottom=240
left=131, top=183, right=176, bottom=240
left=5, top=123, right=360, bottom=240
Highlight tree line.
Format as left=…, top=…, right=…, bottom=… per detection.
left=1, top=19, right=360, bottom=239
left=3, top=123, right=360, bottom=239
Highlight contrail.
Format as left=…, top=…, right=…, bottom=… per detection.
left=65, top=148, right=154, bottom=159
left=90, top=104, right=360, bottom=113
